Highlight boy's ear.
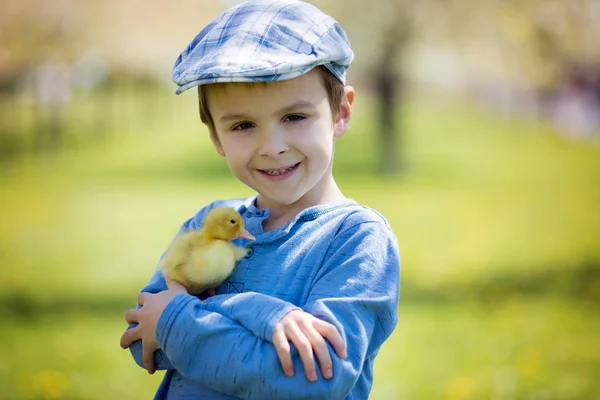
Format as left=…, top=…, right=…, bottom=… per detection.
left=334, top=86, right=355, bottom=138
left=209, top=130, right=226, bottom=157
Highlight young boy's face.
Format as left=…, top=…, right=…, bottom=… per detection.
left=206, top=69, right=353, bottom=208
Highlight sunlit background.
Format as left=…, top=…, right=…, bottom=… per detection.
left=1, top=0, right=599, bottom=399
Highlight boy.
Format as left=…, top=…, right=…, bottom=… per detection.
left=119, top=1, right=400, bottom=399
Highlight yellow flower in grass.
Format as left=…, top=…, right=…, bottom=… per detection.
left=446, top=376, right=475, bottom=400
left=516, top=348, right=541, bottom=378
left=37, top=370, right=69, bottom=399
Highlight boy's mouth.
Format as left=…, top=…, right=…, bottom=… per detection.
left=259, top=162, right=301, bottom=176
left=258, top=162, right=301, bottom=179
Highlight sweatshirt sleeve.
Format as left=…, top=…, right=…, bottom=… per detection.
left=127, top=214, right=197, bottom=371
left=129, top=273, right=302, bottom=370
left=127, top=269, right=174, bottom=371
left=154, top=220, right=400, bottom=399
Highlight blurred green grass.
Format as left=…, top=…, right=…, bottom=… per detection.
left=0, top=88, right=599, bottom=399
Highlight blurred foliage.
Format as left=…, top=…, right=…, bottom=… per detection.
left=320, top=0, right=600, bottom=87
left=1, top=1, right=600, bottom=399
left=0, top=0, right=224, bottom=81
left=0, top=84, right=599, bottom=398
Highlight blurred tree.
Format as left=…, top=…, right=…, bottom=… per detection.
left=0, top=0, right=224, bottom=154
left=489, top=0, right=600, bottom=85
left=315, top=0, right=600, bottom=166
left=0, top=0, right=81, bottom=150
left=451, top=0, right=600, bottom=133
left=368, top=23, right=410, bottom=175
left=315, top=0, right=446, bottom=175
left=497, top=0, right=600, bottom=122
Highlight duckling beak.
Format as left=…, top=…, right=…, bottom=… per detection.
left=238, top=229, right=255, bottom=241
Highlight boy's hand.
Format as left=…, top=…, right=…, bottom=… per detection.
left=272, top=310, right=347, bottom=382
left=120, top=279, right=188, bottom=374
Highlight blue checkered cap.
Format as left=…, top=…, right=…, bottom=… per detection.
left=172, top=0, right=354, bottom=94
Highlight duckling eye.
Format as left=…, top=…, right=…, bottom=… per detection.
left=230, top=219, right=236, bottom=224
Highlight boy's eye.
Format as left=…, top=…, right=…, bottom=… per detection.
left=232, top=122, right=254, bottom=131
left=284, top=114, right=305, bottom=122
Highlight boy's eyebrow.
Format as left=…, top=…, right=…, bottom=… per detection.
left=218, top=100, right=317, bottom=122
left=219, top=113, right=253, bottom=123
left=275, top=100, right=317, bottom=115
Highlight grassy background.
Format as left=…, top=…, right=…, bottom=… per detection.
left=0, top=87, right=599, bottom=399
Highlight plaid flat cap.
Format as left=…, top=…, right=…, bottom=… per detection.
left=172, top=0, right=353, bottom=94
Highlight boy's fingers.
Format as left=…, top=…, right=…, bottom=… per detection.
left=272, top=326, right=293, bottom=377
left=288, top=324, right=317, bottom=382
left=314, top=320, right=347, bottom=359
left=120, top=326, right=140, bottom=349
left=137, top=292, right=150, bottom=306
left=301, top=324, right=333, bottom=379
left=125, top=309, right=138, bottom=324
left=142, top=344, right=156, bottom=375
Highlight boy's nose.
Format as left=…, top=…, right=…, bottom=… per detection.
left=257, top=129, right=289, bottom=157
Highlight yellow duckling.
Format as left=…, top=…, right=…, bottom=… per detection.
left=158, top=207, right=255, bottom=295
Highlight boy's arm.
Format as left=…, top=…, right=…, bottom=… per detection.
left=126, top=269, right=174, bottom=371
left=155, top=220, right=400, bottom=399
left=128, top=273, right=303, bottom=371
left=126, top=213, right=201, bottom=372
left=126, top=208, right=301, bottom=371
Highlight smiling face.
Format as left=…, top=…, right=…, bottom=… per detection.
left=204, top=68, right=354, bottom=212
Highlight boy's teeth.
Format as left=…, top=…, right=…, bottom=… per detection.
left=266, top=166, right=294, bottom=175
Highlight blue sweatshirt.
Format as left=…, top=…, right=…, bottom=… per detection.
left=128, top=196, right=400, bottom=399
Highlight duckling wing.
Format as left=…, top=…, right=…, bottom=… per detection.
left=158, top=233, right=191, bottom=273
left=185, top=241, right=239, bottom=289
left=157, top=231, right=206, bottom=284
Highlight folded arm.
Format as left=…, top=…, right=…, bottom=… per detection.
left=127, top=269, right=302, bottom=371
